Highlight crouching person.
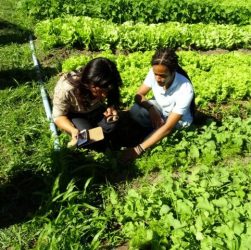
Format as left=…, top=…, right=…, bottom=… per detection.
left=120, top=47, right=195, bottom=163
left=52, top=57, right=122, bottom=151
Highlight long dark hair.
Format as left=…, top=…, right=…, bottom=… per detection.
left=151, top=47, right=196, bottom=117
left=67, top=57, right=122, bottom=108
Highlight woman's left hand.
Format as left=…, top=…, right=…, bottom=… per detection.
left=103, top=106, right=117, bottom=118
left=119, top=145, right=144, bottom=165
left=119, top=148, right=139, bottom=165
left=67, top=128, right=80, bottom=148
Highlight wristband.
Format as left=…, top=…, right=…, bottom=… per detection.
left=134, top=144, right=145, bottom=156
left=138, top=144, right=145, bottom=152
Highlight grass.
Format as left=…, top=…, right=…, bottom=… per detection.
left=1, top=0, right=251, bottom=249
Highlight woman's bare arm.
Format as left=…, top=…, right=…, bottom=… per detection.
left=140, top=112, right=182, bottom=150
left=54, top=116, right=79, bottom=146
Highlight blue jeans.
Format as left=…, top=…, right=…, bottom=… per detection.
left=129, top=100, right=163, bottom=130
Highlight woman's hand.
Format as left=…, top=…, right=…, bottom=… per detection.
left=103, top=106, right=118, bottom=118
left=149, top=106, right=165, bottom=129
left=119, top=145, right=145, bottom=165
left=54, top=116, right=81, bottom=148
left=67, top=128, right=80, bottom=148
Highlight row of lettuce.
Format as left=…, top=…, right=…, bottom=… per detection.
left=27, top=115, right=251, bottom=249
left=61, top=50, right=251, bottom=107
left=35, top=16, right=251, bottom=52
left=19, top=0, right=251, bottom=25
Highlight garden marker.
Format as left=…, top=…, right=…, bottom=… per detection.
left=29, top=35, right=60, bottom=150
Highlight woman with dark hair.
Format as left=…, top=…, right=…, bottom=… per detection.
left=121, top=47, right=195, bottom=162
left=52, top=57, right=122, bottom=148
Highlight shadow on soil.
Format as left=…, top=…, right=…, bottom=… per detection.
left=0, top=149, right=139, bottom=228
left=0, top=19, right=31, bottom=45
left=0, top=67, right=58, bottom=89
left=0, top=114, right=143, bottom=229
left=0, top=169, right=51, bottom=228
left=193, top=109, right=221, bottom=127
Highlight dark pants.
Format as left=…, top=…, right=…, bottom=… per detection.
left=69, top=106, right=105, bottom=131
left=68, top=108, right=149, bottom=151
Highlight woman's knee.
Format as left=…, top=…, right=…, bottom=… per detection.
left=71, top=117, right=92, bottom=131
left=129, top=104, right=152, bottom=128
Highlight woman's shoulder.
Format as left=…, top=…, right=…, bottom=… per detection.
left=176, top=73, right=193, bottom=85
left=55, top=72, right=78, bottom=92
left=173, top=72, right=193, bottom=92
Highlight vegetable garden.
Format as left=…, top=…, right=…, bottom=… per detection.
left=0, top=0, right=251, bottom=249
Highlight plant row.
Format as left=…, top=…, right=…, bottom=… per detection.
left=35, top=16, right=251, bottom=52
left=61, top=50, right=251, bottom=107
left=19, top=0, right=251, bottom=25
